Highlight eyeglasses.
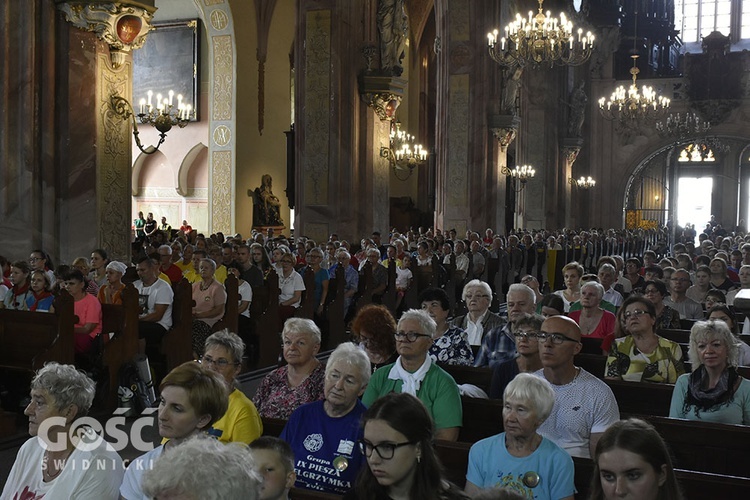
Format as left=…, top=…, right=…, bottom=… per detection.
left=514, top=331, right=538, bottom=340
left=394, top=331, right=432, bottom=342
left=28, top=257, right=42, bottom=262
left=536, top=332, right=580, bottom=345
left=643, top=288, right=660, bottom=295
left=623, top=309, right=649, bottom=320
left=199, top=355, right=239, bottom=368
left=358, top=439, right=415, bottom=459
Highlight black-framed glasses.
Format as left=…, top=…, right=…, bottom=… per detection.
left=536, top=332, right=580, bottom=345
left=622, top=309, right=649, bottom=320
left=514, top=331, right=538, bottom=340
left=358, top=439, right=415, bottom=459
left=199, top=355, right=239, bottom=368
left=394, top=331, right=432, bottom=342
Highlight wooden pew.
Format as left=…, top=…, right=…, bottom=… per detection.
left=296, top=267, right=316, bottom=320
left=658, top=328, right=691, bottom=344
left=440, top=364, right=492, bottom=394
left=101, top=283, right=139, bottom=412
left=458, top=396, right=503, bottom=443
left=210, top=272, right=239, bottom=334
left=380, top=260, right=398, bottom=317
left=290, top=488, right=341, bottom=500
left=161, top=278, right=194, bottom=372
left=354, top=261, right=374, bottom=315
left=261, top=416, right=287, bottom=437
left=256, top=270, right=282, bottom=368
left=604, top=379, right=674, bottom=417
left=325, top=266, right=348, bottom=351
left=0, top=290, right=76, bottom=371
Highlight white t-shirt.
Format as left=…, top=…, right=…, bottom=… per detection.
left=278, top=270, right=305, bottom=307
left=238, top=280, right=253, bottom=318
left=0, top=284, right=8, bottom=303
left=2, top=437, right=124, bottom=500
left=395, top=267, right=413, bottom=290
left=533, top=368, right=620, bottom=458
left=119, top=445, right=164, bottom=500
left=134, top=278, right=174, bottom=330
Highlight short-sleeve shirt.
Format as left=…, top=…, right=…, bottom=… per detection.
left=192, top=280, right=227, bottom=326
left=568, top=309, right=616, bottom=339
left=238, top=280, right=253, bottom=318
left=466, top=433, right=575, bottom=500
left=134, top=278, right=174, bottom=330
left=605, top=335, right=685, bottom=383
left=120, top=445, right=164, bottom=500
left=208, top=388, right=262, bottom=444
left=254, top=363, right=326, bottom=419
left=74, top=293, right=103, bottom=338
left=361, top=362, right=462, bottom=430
left=533, top=368, right=620, bottom=458
left=278, top=270, right=306, bottom=307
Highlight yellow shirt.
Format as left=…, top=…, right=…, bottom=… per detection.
left=214, top=264, right=228, bottom=284
left=211, top=388, right=263, bottom=444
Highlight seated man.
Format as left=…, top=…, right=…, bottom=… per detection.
left=474, top=283, right=536, bottom=368
left=597, top=263, right=623, bottom=309
left=133, top=256, right=174, bottom=354
left=157, top=244, right=183, bottom=284
left=664, top=269, right=704, bottom=319
left=533, top=315, right=620, bottom=458
left=451, top=280, right=505, bottom=346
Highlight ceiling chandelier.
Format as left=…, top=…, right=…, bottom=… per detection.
left=380, top=122, right=428, bottom=181
left=569, top=176, right=596, bottom=189
left=502, top=165, right=536, bottom=191
left=655, top=112, right=710, bottom=141
left=598, top=14, right=669, bottom=126
left=487, top=0, right=594, bottom=68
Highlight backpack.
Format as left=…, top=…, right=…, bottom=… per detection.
left=118, top=360, right=154, bottom=416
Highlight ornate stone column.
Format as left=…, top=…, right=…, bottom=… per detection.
left=489, top=114, right=519, bottom=231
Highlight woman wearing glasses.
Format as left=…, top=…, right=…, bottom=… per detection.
left=642, top=280, right=681, bottom=330
left=344, top=392, right=468, bottom=500
left=200, top=330, right=262, bottom=444
left=362, top=309, right=462, bottom=441
left=605, top=296, right=685, bottom=383
left=28, top=249, right=55, bottom=288
left=281, top=342, right=370, bottom=494
left=488, top=313, right=544, bottom=399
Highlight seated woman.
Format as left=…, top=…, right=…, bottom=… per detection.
left=305, top=247, right=329, bottom=318
left=568, top=281, right=616, bottom=339
left=351, top=304, right=399, bottom=372
left=589, top=419, right=684, bottom=500
left=254, top=318, right=325, bottom=419
left=281, top=342, right=370, bottom=495
left=686, top=265, right=711, bottom=304
left=200, top=329, right=262, bottom=444
left=97, top=260, right=127, bottom=305
left=120, top=361, right=229, bottom=499
left=669, top=320, right=750, bottom=424
left=707, top=304, right=750, bottom=366
left=488, top=313, right=544, bottom=399
left=420, top=287, right=474, bottom=366
left=362, top=309, right=462, bottom=441
left=553, top=261, right=583, bottom=312
left=72, top=257, right=99, bottom=296
left=176, top=243, right=195, bottom=273
left=2, top=363, right=123, bottom=498
left=465, top=373, right=574, bottom=499
left=538, top=293, right=565, bottom=318
left=344, top=392, right=469, bottom=500
left=709, top=257, right=737, bottom=292
left=89, top=248, right=109, bottom=288
left=276, top=252, right=305, bottom=323
left=605, top=296, right=685, bottom=383
left=26, top=270, right=55, bottom=312
left=191, top=257, right=227, bottom=357
left=62, top=270, right=102, bottom=355
left=2, top=260, right=31, bottom=310
left=643, top=280, right=681, bottom=330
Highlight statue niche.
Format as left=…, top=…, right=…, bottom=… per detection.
left=251, top=174, right=284, bottom=228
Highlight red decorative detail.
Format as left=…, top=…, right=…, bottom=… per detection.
left=117, top=16, right=142, bottom=44
left=385, top=99, right=399, bottom=119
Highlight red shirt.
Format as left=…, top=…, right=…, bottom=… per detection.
left=162, top=263, right=183, bottom=285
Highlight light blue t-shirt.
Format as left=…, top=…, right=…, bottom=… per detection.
left=466, top=432, right=575, bottom=500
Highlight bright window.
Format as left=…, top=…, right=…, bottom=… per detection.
left=674, top=0, right=749, bottom=43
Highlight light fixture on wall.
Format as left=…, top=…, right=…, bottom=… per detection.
left=502, top=164, right=536, bottom=191
left=569, top=176, right=596, bottom=189
left=380, top=121, right=428, bottom=180
left=110, top=90, right=193, bottom=155
left=487, top=0, right=594, bottom=68
left=655, top=112, right=710, bottom=140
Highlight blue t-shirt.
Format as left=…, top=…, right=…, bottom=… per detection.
left=466, top=432, right=575, bottom=500
left=280, top=400, right=366, bottom=495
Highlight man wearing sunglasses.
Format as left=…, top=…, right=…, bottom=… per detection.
left=533, top=315, right=619, bottom=459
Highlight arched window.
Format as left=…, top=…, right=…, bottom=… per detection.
left=677, top=143, right=716, bottom=162
left=674, top=0, right=749, bottom=44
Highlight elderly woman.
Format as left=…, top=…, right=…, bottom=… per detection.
left=120, top=362, right=229, bottom=499
left=362, top=309, right=462, bottom=441
left=465, top=373, right=574, bottom=499
left=568, top=281, right=616, bottom=338
left=642, top=280, right=681, bottom=330
left=200, top=330, right=262, bottom=444
left=351, top=304, right=399, bottom=372
left=26, top=270, right=55, bottom=312
left=345, top=393, right=468, bottom=500
left=191, top=257, right=227, bottom=357
left=420, top=287, right=474, bottom=366
left=2, top=363, right=123, bottom=498
left=489, top=313, right=544, bottom=399
left=281, top=342, right=370, bottom=494
left=97, top=261, right=127, bottom=305
left=707, top=304, right=750, bottom=366
left=605, top=296, right=685, bottom=383
left=254, top=318, right=326, bottom=419
left=2, top=260, right=31, bottom=310
left=669, top=320, right=750, bottom=424
left=553, top=261, right=583, bottom=312
left=62, top=270, right=102, bottom=355
left=709, top=258, right=736, bottom=292
left=277, top=252, right=305, bottom=323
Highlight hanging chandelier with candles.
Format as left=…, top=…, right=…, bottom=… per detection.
left=655, top=112, right=710, bottom=141
left=380, top=122, right=428, bottom=180
left=569, top=176, right=596, bottom=189
left=501, top=164, right=536, bottom=191
left=487, top=0, right=595, bottom=68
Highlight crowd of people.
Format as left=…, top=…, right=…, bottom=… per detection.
left=2, top=220, right=750, bottom=498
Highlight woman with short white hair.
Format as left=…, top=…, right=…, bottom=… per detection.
left=568, top=281, right=616, bottom=339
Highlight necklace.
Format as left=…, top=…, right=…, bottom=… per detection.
left=200, top=279, right=214, bottom=291
left=43, top=449, right=70, bottom=480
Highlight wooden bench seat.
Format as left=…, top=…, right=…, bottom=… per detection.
left=160, top=278, right=194, bottom=372
left=101, top=283, right=139, bottom=412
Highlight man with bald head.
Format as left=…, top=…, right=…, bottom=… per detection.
left=533, top=315, right=619, bottom=458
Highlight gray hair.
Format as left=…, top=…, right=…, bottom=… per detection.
left=205, top=329, right=245, bottom=365
left=398, top=309, right=437, bottom=339
left=508, top=283, right=536, bottom=305
left=598, top=263, right=616, bottom=276
left=688, top=320, right=740, bottom=368
left=462, top=279, right=492, bottom=301
left=325, top=342, right=372, bottom=387
left=200, top=258, right=217, bottom=273
left=281, top=317, right=322, bottom=345
left=581, top=281, right=605, bottom=300
left=309, top=247, right=324, bottom=258
left=142, top=436, right=261, bottom=500
left=511, top=313, right=545, bottom=334
left=504, top=373, right=555, bottom=423
left=31, top=363, right=96, bottom=418
left=366, top=248, right=381, bottom=258
left=336, top=249, right=351, bottom=260
left=158, top=244, right=172, bottom=255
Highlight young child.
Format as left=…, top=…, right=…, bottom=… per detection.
left=395, top=254, right=413, bottom=310
left=248, top=436, right=296, bottom=500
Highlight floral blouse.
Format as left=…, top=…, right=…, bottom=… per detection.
left=429, top=326, right=474, bottom=366
left=253, top=363, right=326, bottom=419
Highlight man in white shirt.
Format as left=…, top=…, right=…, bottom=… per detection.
left=451, top=280, right=504, bottom=346
left=597, top=263, right=623, bottom=308
left=133, top=256, right=174, bottom=354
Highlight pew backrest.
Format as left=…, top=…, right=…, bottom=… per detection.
left=161, top=278, right=194, bottom=371
left=101, top=283, right=140, bottom=412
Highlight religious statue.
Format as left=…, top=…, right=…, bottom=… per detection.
left=567, top=81, right=588, bottom=138
left=252, top=174, right=283, bottom=227
left=377, top=0, right=408, bottom=76
left=500, top=66, right=523, bottom=115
